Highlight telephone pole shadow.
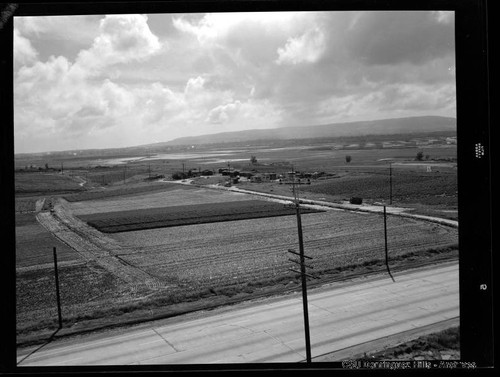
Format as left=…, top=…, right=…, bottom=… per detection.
left=17, top=328, right=61, bottom=366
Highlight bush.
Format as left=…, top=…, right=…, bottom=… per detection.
left=350, top=197, right=363, bottom=204
left=172, top=172, right=188, bottom=180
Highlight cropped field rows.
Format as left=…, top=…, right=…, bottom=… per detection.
left=113, top=210, right=458, bottom=289
left=69, top=186, right=251, bottom=216
left=63, top=182, right=196, bottom=202
left=79, top=200, right=322, bottom=233
left=35, top=200, right=168, bottom=291
left=15, top=214, right=82, bottom=268
left=305, top=172, right=457, bottom=205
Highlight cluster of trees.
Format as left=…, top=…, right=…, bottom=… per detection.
left=19, top=163, right=54, bottom=172
left=171, top=169, right=214, bottom=180
left=415, top=151, right=431, bottom=161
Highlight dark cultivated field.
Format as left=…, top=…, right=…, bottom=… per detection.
left=15, top=213, right=81, bottom=268
left=15, top=172, right=85, bottom=196
left=304, top=171, right=457, bottom=206
left=16, top=261, right=123, bottom=334
left=78, top=200, right=323, bottom=233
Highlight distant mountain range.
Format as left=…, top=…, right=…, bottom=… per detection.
left=162, top=116, right=456, bottom=146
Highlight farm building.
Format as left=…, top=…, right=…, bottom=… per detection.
left=220, top=169, right=239, bottom=177
left=239, top=171, right=254, bottom=178
left=250, top=173, right=277, bottom=182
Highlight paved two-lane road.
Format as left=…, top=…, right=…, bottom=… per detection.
left=17, top=262, right=459, bottom=365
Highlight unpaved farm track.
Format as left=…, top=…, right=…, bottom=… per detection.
left=36, top=198, right=168, bottom=292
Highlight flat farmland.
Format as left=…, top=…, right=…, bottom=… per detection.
left=15, top=213, right=82, bottom=268
left=69, top=184, right=252, bottom=216
left=63, top=181, right=189, bottom=202
left=304, top=171, right=457, bottom=206
left=16, top=261, right=125, bottom=333
left=78, top=200, right=322, bottom=233
left=111, top=209, right=458, bottom=290
left=16, top=179, right=458, bottom=343
left=15, top=172, right=84, bottom=196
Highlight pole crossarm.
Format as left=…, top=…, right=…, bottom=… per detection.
left=287, top=248, right=313, bottom=259
left=288, top=258, right=314, bottom=269
left=288, top=268, right=317, bottom=279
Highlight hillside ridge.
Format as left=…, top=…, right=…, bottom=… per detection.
left=163, top=115, right=456, bottom=146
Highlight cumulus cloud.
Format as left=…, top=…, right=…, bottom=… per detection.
left=14, top=28, right=38, bottom=66
left=276, top=27, right=326, bottom=65
left=14, top=11, right=456, bottom=153
left=207, top=101, right=242, bottom=124
left=173, top=12, right=300, bottom=44
left=77, top=14, right=161, bottom=74
left=184, top=76, right=206, bottom=95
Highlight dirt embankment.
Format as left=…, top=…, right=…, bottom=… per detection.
left=36, top=198, right=169, bottom=292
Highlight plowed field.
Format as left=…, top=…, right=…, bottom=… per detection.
left=16, top=182, right=458, bottom=341
left=112, top=209, right=458, bottom=289
left=78, top=200, right=322, bottom=233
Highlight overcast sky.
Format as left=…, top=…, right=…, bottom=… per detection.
left=14, top=11, right=455, bottom=154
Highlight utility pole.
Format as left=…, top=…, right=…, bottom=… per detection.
left=53, top=247, right=63, bottom=329
left=389, top=162, right=393, bottom=205
left=290, top=169, right=312, bottom=363
left=383, top=206, right=395, bottom=282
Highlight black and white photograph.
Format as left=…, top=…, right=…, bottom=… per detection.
left=2, top=0, right=493, bottom=371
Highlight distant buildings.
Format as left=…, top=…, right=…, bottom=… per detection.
left=249, top=172, right=277, bottom=182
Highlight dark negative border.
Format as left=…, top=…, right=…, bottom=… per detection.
left=1, top=0, right=493, bottom=372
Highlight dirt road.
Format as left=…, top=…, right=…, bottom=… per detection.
left=36, top=198, right=167, bottom=291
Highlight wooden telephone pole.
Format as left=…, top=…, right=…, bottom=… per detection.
left=288, top=169, right=313, bottom=363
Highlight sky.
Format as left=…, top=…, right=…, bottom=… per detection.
left=13, top=11, right=456, bottom=154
